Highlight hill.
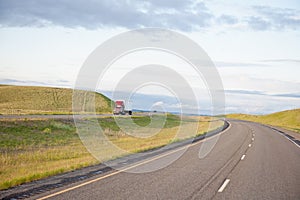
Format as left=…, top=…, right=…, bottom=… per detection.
left=227, top=109, right=300, bottom=133
left=0, top=85, right=112, bottom=115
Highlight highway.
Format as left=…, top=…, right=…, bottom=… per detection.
left=5, top=120, right=300, bottom=199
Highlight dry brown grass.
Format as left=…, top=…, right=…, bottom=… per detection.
left=0, top=145, right=97, bottom=190
left=0, top=115, right=224, bottom=190
left=0, top=85, right=112, bottom=115
left=227, top=109, right=300, bottom=133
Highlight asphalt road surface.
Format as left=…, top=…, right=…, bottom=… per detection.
left=14, top=120, right=300, bottom=199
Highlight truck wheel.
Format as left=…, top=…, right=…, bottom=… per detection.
left=129, top=111, right=132, bottom=115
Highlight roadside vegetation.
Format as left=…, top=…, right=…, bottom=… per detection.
left=0, top=85, right=112, bottom=115
left=227, top=109, right=300, bottom=133
left=0, top=84, right=224, bottom=189
left=0, top=114, right=224, bottom=190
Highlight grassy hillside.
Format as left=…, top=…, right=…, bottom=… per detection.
left=227, top=109, right=300, bottom=133
left=0, top=85, right=112, bottom=114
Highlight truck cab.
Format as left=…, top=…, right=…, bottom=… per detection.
left=113, top=100, right=132, bottom=115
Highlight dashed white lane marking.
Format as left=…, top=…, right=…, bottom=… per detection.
left=252, top=138, right=254, bottom=141
left=241, top=154, right=246, bottom=160
left=218, top=179, right=230, bottom=192
left=253, top=133, right=255, bottom=137
left=248, top=144, right=252, bottom=147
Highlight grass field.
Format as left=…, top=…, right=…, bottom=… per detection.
left=0, top=115, right=224, bottom=190
left=227, top=109, right=300, bottom=133
left=0, top=85, right=112, bottom=115
left=0, top=118, right=96, bottom=190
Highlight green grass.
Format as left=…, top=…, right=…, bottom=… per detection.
left=97, top=114, right=181, bottom=131
left=0, top=84, right=223, bottom=189
left=0, top=85, right=112, bottom=115
left=227, top=109, right=300, bottom=133
left=0, top=118, right=97, bottom=190
left=0, top=115, right=224, bottom=190
left=0, top=119, right=77, bottom=149
left=93, top=114, right=223, bottom=155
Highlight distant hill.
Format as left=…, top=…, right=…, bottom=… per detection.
left=0, top=85, right=112, bottom=115
left=227, top=109, right=300, bottom=133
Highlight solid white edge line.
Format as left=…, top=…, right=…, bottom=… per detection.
left=284, top=136, right=300, bottom=149
left=241, top=154, right=246, bottom=160
left=218, top=179, right=230, bottom=192
left=270, top=127, right=300, bottom=149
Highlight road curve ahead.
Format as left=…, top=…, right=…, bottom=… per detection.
left=34, top=120, right=300, bottom=200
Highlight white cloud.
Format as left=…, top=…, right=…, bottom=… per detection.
left=225, top=92, right=300, bottom=114
left=0, top=1, right=299, bottom=114
left=152, top=101, right=164, bottom=107
left=0, top=0, right=213, bottom=31
left=1, top=1, right=300, bottom=32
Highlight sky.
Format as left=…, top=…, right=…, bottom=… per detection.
left=0, top=0, right=299, bottom=114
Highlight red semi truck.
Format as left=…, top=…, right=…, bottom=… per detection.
left=113, top=100, right=132, bottom=115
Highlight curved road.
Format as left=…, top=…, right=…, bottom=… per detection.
left=13, top=120, right=300, bottom=199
